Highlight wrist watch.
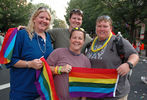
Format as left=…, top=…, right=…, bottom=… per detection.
left=126, top=62, right=133, bottom=69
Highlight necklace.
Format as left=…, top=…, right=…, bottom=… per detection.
left=91, top=32, right=112, bottom=52
left=37, top=34, right=46, bottom=54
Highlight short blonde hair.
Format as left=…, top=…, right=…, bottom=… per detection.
left=96, top=15, right=112, bottom=27
left=26, top=7, right=51, bottom=39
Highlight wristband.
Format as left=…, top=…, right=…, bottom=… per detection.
left=58, top=66, right=62, bottom=74
left=54, top=66, right=58, bottom=74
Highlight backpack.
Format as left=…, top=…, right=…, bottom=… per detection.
left=111, top=33, right=126, bottom=63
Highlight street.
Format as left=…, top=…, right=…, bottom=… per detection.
left=0, top=57, right=147, bottom=100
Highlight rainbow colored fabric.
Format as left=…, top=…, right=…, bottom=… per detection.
left=0, top=28, right=18, bottom=64
left=35, top=57, right=59, bottom=100
left=69, top=67, right=119, bottom=98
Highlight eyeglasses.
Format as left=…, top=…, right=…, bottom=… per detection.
left=71, top=9, right=83, bottom=14
left=97, top=15, right=111, bottom=20
left=72, top=27, right=85, bottom=32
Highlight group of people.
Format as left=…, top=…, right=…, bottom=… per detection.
left=3, top=6, right=139, bottom=100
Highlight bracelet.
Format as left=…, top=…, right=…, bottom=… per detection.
left=26, top=61, right=29, bottom=68
left=54, top=66, right=58, bottom=74
left=58, top=66, right=62, bottom=74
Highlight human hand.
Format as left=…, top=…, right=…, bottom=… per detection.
left=60, top=64, right=72, bottom=73
left=117, top=63, right=130, bottom=76
left=28, top=59, right=43, bottom=70
left=17, top=25, right=26, bottom=30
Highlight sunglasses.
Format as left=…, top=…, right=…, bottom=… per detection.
left=37, top=7, right=49, bottom=10
left=71, top=9, right=83, bottom=14
left=72, top=27, right=85, bottom=32
left=98, top=15, right=111, bottom=20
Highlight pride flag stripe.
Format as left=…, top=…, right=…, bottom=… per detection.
left=69, top=87, right=114, bottom=93
left=70, top=82, right=115, bottom=88
left=4, top=34, right=17, bottom=58
left=70, top=92, right=113, bottom=98
left=71, top=67, right=117, bottom=74
left=3, top=28, right=17, bottom=54
left=70, top=72, right=117, bottom=79
left=69, top=77, right=117, bottom=84
left=38, top=76, right=50, bottom=100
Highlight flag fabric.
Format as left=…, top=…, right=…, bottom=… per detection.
left=35, top=57, right=59, bottom=100
left=0, top=28, right=18, bottom=64
left=69, top=67, right=119, bottom=98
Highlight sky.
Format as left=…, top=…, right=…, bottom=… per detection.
left=27, top=0, right=70, bottom=20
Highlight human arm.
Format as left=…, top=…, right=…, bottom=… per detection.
left=117, top=53, right=139, bottom=76
left=13, top=59, right=43, bottom=70
left=49, top=64, right=72, bottom=75
left=17, top=25, right=26, bottom=30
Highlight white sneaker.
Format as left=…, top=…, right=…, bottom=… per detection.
left=141, top=76, right=147, bottom=84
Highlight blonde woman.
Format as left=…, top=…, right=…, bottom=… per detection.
left=6, top=7, right=53, bottom=100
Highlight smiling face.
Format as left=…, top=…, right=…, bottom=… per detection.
left=69, top=13, right=83, bottom=30
left=33, top=11, right=50, bottom=33
left=96, top=20, right=112, bottom=41
left=69, top=30, right=85, bottom=54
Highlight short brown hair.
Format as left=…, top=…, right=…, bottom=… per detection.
left=70, top=27, right=86, bottom=41
left=96, top=15, right=112, bottom=27
left=70, top=9, right=83, bottom=18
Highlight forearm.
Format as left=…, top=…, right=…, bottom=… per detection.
left=127, top=53, right=139, bottom=67
left=13, top=59, right=43, bottom=69
left=13, top=60, right=29, bottom=68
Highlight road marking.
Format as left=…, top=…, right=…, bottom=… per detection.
left=0, top=83, right=10, bottom=90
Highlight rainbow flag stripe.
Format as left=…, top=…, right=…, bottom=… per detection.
left=69, top=67, right=119, bottom=98
left=0, top=28, right=18, bottom=64
left=35, top=57, right=59, bottom=100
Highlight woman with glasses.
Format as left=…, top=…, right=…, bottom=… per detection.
left=6, top=7, right=53, bottom=100
left=86, top=15, right=139, bottom=100
left=47, top=27, right=91, bottom=100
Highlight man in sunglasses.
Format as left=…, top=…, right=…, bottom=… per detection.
left=48, top=9, right=92, bottom=52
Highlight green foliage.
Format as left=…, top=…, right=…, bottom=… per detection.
left=65, top=0, right=146, bottom=42
left=53, top=18, right=67, bottom=28
left=0, top=0, right=33, bottom=32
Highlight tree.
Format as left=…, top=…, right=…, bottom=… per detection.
left=0, top=0, right=33, bottom=32
left=65, top=0, right=147, bottom=41
left=53, top=18, right=67, bottom=28
left=102, top=0, right=147, bottom=42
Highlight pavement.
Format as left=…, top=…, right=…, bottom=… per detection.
left=128, top=56, right=147, bottom=100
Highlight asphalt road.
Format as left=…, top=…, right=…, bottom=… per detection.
left=0, top=57, right=147, bottom=100
left=128, top=57, right=147, bottom=100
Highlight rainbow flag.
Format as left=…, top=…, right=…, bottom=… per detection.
left=0, top=28, right=18, bottom=64
left=35, top=57, right=59, bottom=100
left=69, top=67, right=119, bottom=98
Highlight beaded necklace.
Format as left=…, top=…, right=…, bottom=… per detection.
left=91, top=33, right=112, bottom=52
